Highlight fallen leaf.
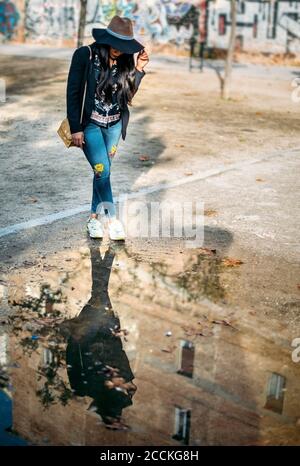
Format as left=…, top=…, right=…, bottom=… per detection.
left=204, top=209, right=218, bottom=217
left=222, top=258, right=243, bottom=267
left=139, top=155, right=150, bottom=161
left=198, top=247, right=217, bottom=255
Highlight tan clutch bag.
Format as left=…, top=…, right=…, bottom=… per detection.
left=57, top=45, right=92, bottom=148
left=57, top=117, right=74, bottom=148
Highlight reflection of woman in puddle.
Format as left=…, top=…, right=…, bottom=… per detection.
left=60, top=245, right=136, bottom=430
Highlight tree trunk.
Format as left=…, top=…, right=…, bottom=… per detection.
left=77, top=0, right=88, bottom=48
left=222, top=0, right=237, bottom=99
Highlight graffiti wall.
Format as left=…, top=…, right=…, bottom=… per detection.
left=24, top=0, right=78, bottom=42
left=0, top=0, right=21, bottom=39
left=85, top=0, right=201, bottom=47
left=0, top=0, right=200, bottom=48
left=1, top=0, right=300, bottom=54
left=207, top=0, right=300, bottom=54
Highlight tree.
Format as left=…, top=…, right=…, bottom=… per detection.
left=221, top=0, right=237, bottom=99
left=77, top=0, right=88, bottom=48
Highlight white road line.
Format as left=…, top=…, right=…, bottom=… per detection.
left=0, top=205, right=91, bottom=238
left=0, top=148, right=298, bottom=238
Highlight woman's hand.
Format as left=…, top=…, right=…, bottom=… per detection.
left=136, top=49, right=149, bottom=71
left=72, top=131, right=85, bottom=149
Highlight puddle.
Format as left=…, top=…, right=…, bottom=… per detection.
left=0, top=241, right=299, bottom=446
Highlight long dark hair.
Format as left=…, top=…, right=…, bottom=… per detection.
left=93, top=43, right=137, bottom=110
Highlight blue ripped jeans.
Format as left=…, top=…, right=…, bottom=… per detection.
left=82, top=119, right=122, bottom=217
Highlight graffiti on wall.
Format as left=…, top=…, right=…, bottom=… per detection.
left=2, top=0, right=300, bottom=54
left=85, top=0, right=200, bottom=47
left=0, top=0, right=200, bottom=47
left=207, top=0, right=300, bottom=54
left=24, top=0, right=78, bottom=41
left=0, top=0, right=20, bottom=39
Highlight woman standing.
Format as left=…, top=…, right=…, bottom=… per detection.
left=66, top=16, right=149, bottom=240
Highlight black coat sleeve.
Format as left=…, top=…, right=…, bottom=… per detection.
left=66, top=46, right=89, bottom=134
left=133, top=68, right=146, bottom=96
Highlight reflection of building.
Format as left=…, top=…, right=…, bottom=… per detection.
left=117, top=292, right=300, bottom=445
left=2, top=1, right=300, bottom=55
left=5, top=246, right=300, bottom=445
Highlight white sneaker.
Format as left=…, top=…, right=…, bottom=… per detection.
left=108, top=218, right=126, bottom=241
left=86, top=217, right=104, bottom=239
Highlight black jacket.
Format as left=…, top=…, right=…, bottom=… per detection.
left=66, top=42, right=146, bottom=141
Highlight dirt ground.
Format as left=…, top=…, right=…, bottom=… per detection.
left=0, top=52, right=299, bottom=223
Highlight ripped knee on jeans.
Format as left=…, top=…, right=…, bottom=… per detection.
left=93, top=163, right=104, bottom=179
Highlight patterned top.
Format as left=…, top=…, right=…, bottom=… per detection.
left=90, top=51, right=121, bottom=128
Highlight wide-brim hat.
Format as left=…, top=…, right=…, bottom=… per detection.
left=92, top=15, right=144, bottom=54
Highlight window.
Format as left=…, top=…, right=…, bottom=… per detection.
left=264, top=372, right=286, bottom=414
left=0, top=334, right=8, bottom=366
left=267, top=1, right=278, bottom=39
left=42, top=348, right=54, bottom=366
left=177, top=340, right=194, bottom=378
left=253, top=14, right=258, bottom=38
left=218, top=14, right=226, bottom=36
left=172, top=407, right=191, bottom=444
left=238, top=0, right=246, bottom=15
